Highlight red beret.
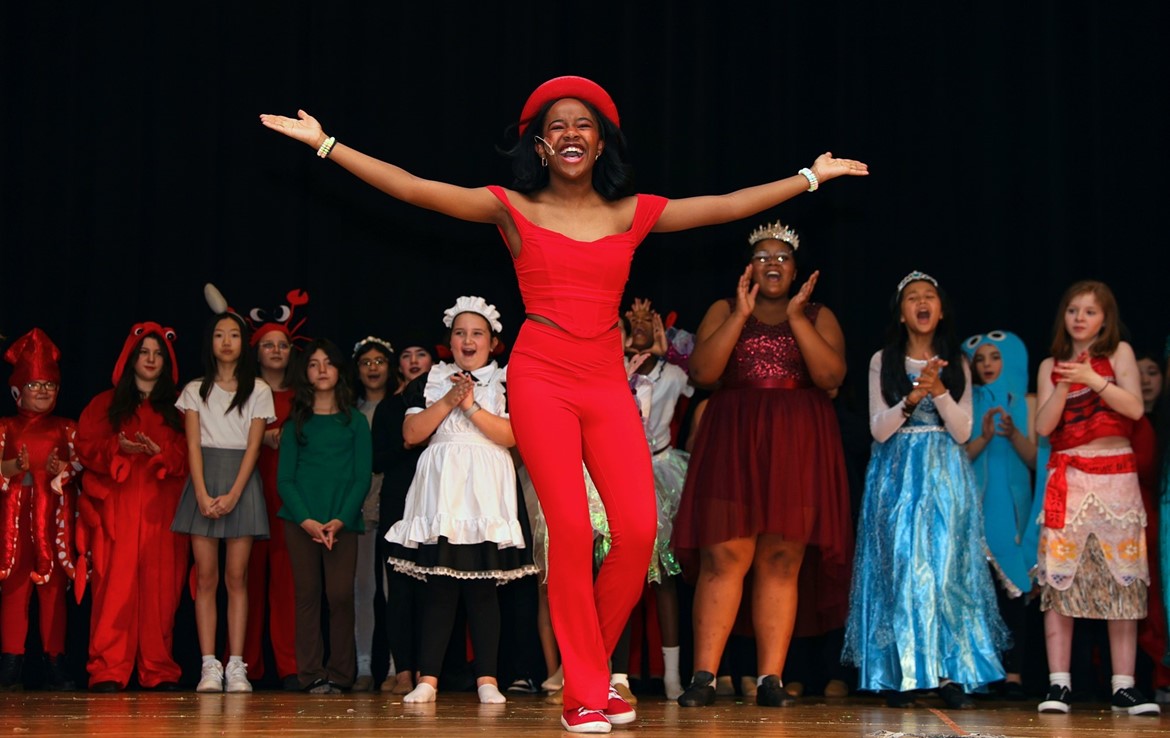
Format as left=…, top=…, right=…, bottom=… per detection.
left=518, top=76, right=620, bottom=135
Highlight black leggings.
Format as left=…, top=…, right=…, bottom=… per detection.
left=419, top=576, right=500, bottom=680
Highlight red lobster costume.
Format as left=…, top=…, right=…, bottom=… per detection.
left=0, top=329, right=79, bottom=660
left=76, top=323, right=189, bottom=689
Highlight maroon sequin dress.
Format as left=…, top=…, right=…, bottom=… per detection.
left=673, top=302, right=853, bottom=633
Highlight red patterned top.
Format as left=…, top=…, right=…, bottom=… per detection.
left=1048, top=355, right=1133, bottom=451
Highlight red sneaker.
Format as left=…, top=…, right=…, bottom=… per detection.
left=605, top=686, right=637, bottom=725
left=561, top=707, right=612, bottom=733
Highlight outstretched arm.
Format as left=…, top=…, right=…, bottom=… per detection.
left=653, top=152, right=868, bottom=233
left=259, top=109, right=504, bottom=226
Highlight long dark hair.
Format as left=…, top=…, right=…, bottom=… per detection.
left=198, top=312, right=258, bottom=415
left=108, top=333, right=183, bottom=432
left=879, top=280, right=966, bottom=406
left=288, top=338, right=354, bottom=445
left=500, top=99, right=634, bottom=200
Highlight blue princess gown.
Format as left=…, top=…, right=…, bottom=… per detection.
left=843, top=353, right=1008, bottom=693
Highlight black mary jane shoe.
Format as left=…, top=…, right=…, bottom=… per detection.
left=756, top=676, right=796, bottom=707
left=678, top=671, right=716, bottom=707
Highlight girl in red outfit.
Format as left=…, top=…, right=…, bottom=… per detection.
left=261, top=76, right=866, bottom=733
left=0, top=329, right=79, bottom=691
left=1034, top=281, right=1158, bottom=716
left=77, top=323, right=188, bottom=692
left=241, top=325, right=298, bottom=688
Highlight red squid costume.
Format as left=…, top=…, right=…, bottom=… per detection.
left=76, top=323, right=189, bottom=689
left=0, top=329, right=79, bottom=662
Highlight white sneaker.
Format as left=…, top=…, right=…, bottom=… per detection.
left=224, top=661, right=252, bottom=693
left=196, top=659, right=224, bottom=693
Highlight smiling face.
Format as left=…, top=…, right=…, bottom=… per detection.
left=357, top=347, right=391, bottom=394
left=1137, top=357, right=1163, bottom=406
left=1063, top=291, right=1104, bottom=348
left=537, top=98, right=604, bottom=178
left=305, top=348, right=339, bottom=394
left=899, top=280, right=943, bottom=336
left=134, top=336, right=166, bottom=384
left=257, top=329, right=291, bottom=372
left=749, top=239, right=796, bottom=298
left=398, top=346, right=434, bottom=384
left=450, top=312, right=496, bottom=372
left=17, top=379, right=59, bottom=414
left=972, top=343, right=1003, bottom=385
left=626, top=309, right=655, bottom=352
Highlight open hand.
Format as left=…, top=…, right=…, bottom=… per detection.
left=1053, top=353, right=1102, bottom=388
left=259, top=109, right=327, bottom=149
left=733, top=265, right=759, bottom=319
left=787, top=270, right=820, bottom=320
left=118, top=432, right=148, bottom=455
left=810, top=152, right=869, bottom=183
left=136, top=432, right=162, bottom=456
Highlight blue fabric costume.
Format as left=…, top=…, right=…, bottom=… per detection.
left=843, top=356, right=1008, bottom=692
left=961, top=331, right=1035, bottom=597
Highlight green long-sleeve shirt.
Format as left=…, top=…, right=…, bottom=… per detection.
left=276, top=409, right=372, bottom=532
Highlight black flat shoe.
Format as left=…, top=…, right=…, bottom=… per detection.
left=151, top=681, right=182, bottom=692
left=89, top=681, right=120, bottom=693
left=938, top=682, right=975, bottom=709
left=883, top=689, right=916, bottom=708
left=678, top=671, right=716, bottom=707
left=756, top=675, right=795, bottom=707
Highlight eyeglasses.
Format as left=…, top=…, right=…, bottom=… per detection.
left=25, top=381, right=59, bottom=391
left=359, top=358, right=388, bottom=368
left=259, top=342, right=291, bottom=352
left=752, top=251, right=791, bottom=265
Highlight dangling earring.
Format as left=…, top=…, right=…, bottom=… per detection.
left=541, top=157, right=547, bottom=168
left=595, top=151, right=601, bottom=161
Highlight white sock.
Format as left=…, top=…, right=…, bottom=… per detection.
left=1049, top=672, right=1071, bottom=689
left=386, top=655, right=396, bottom=678
left=757, top=674, right=780, bottom=687
left=611, top=673, right=630, bottom=688
left=478, top=683, right=507, bottom=704
left=202, top=655, right=218, bottom=666
left=1112, top=675, right=1135, bottom=693
left=228, top=655, right=244, bottom=666
left=662, top=646, right=682, bottom=697
left=403, top=682, right=437, bottom=703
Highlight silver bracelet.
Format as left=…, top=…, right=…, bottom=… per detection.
left=462, top=402, right=482, bottom=419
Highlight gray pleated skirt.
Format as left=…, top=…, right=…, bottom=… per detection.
left=171, top=447, right=270, bottom=539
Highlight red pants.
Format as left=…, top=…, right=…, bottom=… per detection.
left=508, top=321, right=657, bottom=711
left=0, top=525, right=66, bottom=655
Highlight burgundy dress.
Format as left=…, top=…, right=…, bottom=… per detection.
left=673, top=302, right=853, bottom=634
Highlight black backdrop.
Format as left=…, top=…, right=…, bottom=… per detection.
left=2, top=2, right=1167, bottom=419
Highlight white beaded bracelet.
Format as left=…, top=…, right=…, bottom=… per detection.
left=798, top=167, right=818, bottom=192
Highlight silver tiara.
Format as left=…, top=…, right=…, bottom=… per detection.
left=896, top=270, right=938, bottom=293
left=747, top=220, right=800, bottom=250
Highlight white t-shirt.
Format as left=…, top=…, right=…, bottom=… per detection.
left=176, top=379, right=276, bottom=449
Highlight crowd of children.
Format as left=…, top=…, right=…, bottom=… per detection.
left=1, top=223, right=1166, bottom=727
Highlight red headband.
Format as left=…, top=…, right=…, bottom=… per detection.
left=518, top=76, right=620, bottom=135
left=112, top=322, right=179, bottom=386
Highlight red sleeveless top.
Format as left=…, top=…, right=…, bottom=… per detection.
left=488, top=186, right=668, bottom=339
left=1048, top=355, right=1133, bottom=451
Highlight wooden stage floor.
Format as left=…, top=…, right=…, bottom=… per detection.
left=1, top=690, right=1165, bottom=737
